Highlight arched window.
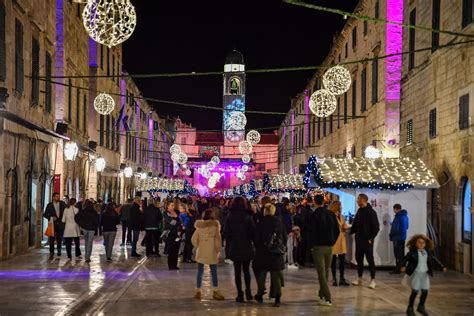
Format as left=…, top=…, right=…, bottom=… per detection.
left=229, top=78, right=241, bottom=95
left=462, top=179, right=472, bottom=243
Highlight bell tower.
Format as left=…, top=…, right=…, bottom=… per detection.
left=223, top=49, right=246, bottom=142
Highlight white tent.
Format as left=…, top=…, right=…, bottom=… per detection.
left=305, top=156, right=439, bottom=266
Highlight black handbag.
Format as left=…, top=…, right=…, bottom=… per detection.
left=265, top=232, right=287, bottom=255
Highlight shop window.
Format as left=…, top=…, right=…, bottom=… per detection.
left=462, top=179, right=472, bottom=242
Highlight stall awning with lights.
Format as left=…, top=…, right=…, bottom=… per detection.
left=136, top=178, right=196, bottom=194
left=304, top=155, right=439, bottom=191
left=264, top=173, right=306, bottom=193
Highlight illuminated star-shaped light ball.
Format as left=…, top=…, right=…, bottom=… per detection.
left=207, top=161, right=216, bottom=170
left=242, top=154, right=251, bottom=163
left=169, top=144, right=181, bottom=155
left=123, top=167, right=133, bottom=178
left=242, top=165, right=249, bottom=172
left=239, top=141, right=253, bottom=155
left=228, top=111, right=247, bottom=129
left=309, top=89, right=337, bottom=118
left=82, top=0, right=137, bottom=48
left=171, top=152, right=180, bottom=162
left=322, top=65, right=352, bottom=96
left=94, top=93, right=115, bottom=115
left=177, top=152, right=188, bottom=165
left=211, top=156, right=220, bottom=165
left=246, top=130, right=261, bottom=145
left=185, top=169, right=192, bottom=176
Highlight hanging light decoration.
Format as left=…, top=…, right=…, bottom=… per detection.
left=82, top=0, right=137, bottom=48
left=211, top=156, right=220, bottom=165
left=64, top=142, right=79, bottom=161
left=140, top=172, right=147, bottom=180
left=94, top=92, right=115, bottom=115
left=177, top=152, right=188, bottom=165
left=123, top=166, right=133, bottom=178
left=169, top=144, right=181, bottom=155
left=246, top=130, right=261, bottom=145
left=207, top=161, right=216, bottom=170
left=364, top=145, right=382, bottom=159
left=309, top=89, right=337, bottom=118
left=242, top=154, right=251, bottom=163
left=171, top=152, right=180, bottom=162
left=185, top=169, right=192, bottom=176
left=242, top=165, right=249, bottom=172
left=95, top=157, right=106, bottom=172
left=239, top=141, right=253, bottom=155
left=322, top=65, right=352, bottom=96
left=228, top=111, right=247, bottom=129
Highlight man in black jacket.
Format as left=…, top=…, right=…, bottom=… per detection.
left=143, top=198, right=163, bottom=256
left=129, top=196, right=143, bottom=257
left=308, top=195, right=340, bottom=306
left=43, top=192, right=66, bottom=259
left=300, top=195, right=316, bottom=266
left=350, top=194, right=380, bottom=289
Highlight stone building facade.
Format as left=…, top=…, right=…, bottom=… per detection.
left=279, top=0, right=403, bottom=168
left=0, top=0, right=174, bottom=260
left=400, top=0, right=474, bottom=274
left=0, top=0, right=58, bottom=257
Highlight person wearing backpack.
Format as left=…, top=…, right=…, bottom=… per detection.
left=62, top=198, right=81, bottom=260
left=308, top=194, right=340, bottom=307
left=254, top=203, right=287, bottom=307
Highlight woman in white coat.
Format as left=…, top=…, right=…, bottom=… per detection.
left=62, top=198, right=82, bottom=260
left=192, top=209, right=225, bottom=301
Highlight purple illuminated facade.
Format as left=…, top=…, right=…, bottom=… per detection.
left=305, top=91, right=309, bottom=147
left=385, top=0, right=404, bottom=103
left=54, top=0, right=65, bottom=121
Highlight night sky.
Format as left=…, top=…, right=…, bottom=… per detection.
left=123, top=0, right=359, bottom=132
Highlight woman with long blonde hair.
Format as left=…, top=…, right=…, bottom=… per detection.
left=329, top=201, right=350, bottom=286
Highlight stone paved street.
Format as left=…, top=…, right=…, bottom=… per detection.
left=0, top=233, right=472, bottom=316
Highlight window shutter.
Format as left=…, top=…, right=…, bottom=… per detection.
left=459, top=94, right=470, bottom=130
left=429, top=108, right=437, bottom=139
left=352, top=79, right=357, bottom=118
left=15, top=19, right=24, bottom=92
left=432, top=0, right=440, bottom=50
left=407, top=119, right=413, bottom=145
left=32, top=38, right=40, bottom=105
left=409, top=9, right=416, bottom=70
left=45, top=52, right=52, bottom=113
left=361, top=69, right=367, bottom=112
left=462, top=0, right=473, bottom=28
left=371, top=59, right=378, bottom=104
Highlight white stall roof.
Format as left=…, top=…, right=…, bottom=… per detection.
left=317, top=157, right=439, bottom=189
left=268, top=174, right=305, bottom=191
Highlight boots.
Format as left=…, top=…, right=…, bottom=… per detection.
left=273, top=296, right=281, bottom=307
left=416, top=305, right=429, bottom=316
left=213, top=290, right=225, bottom=301
left=254, top=294, right=263, bottom=303
left=245, top=289, right=253, bottom=301
left=194, top=289, right=202, bottom=300
left=406, top=307, right=415, bottom=316
left=236, top=291, right=244, bottom=303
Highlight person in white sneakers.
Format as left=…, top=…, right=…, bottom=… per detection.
left=350, top=194, right=380, bottom=289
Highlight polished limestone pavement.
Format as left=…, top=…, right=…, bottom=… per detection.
left=0, top=237, right=472, bottom=316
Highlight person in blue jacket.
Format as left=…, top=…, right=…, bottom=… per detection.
left=389, top=203, right=409, bottom=274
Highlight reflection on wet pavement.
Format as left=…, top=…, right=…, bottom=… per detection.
left=0, top=235, right=472, bottom=316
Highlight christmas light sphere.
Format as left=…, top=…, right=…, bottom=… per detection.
left=207, top=161, right=216, bottom=170
left=177, top=152, right=188, bottom=165
left=309, top=89, right=337, bottom=118
left=123, top=167, right=133, bottom=178
left=246, top=130, right=261, bottom=145
left=228, top=111, right=247, bottom=129
left=170, top=144, right=181, bottom=155
left=140, top=172, right=147, bottom=180
left=93, top=92, right=115, bottom=115
left=95, top=157, right=106, bottom=172
left=64, top=142, right=79, bottom=161
left=172, top=153, right=181, bottom=162
left=322, top=65, right=352, bottom=96
left=242, top=154, right=251, bottom=163
left=211, top=156, right=220, bottom=165
left=211, top=172, right=221, bottom=179
left=239, top=141, right=253, bottom=155
left=239, top=174, right=246, bottom=181
left=185, top=169, right=192, bottom=176
left=82, top=0, right=137, bottom=48
left=242, top=165, right=249, bottom=172
left=364, top=145, right=382, bottom=159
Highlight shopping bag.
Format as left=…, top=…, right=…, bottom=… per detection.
left=45, top=219, right=55, bottom=237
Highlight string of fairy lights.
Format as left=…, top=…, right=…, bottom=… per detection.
left=57, top=1, right=461, bottom=194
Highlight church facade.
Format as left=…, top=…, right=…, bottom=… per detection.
left=174, top=50, right=278, bottom=194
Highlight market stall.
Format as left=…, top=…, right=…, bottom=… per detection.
left=304, top=155, right=439, bottom=266
left=136, top=177, right=197, bottom=199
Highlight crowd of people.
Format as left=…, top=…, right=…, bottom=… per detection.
left=43, top=192, right=446, bottom=314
